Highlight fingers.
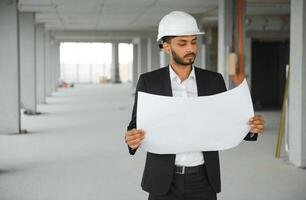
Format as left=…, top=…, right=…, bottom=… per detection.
left=250, top=119, right=265, bottom=125
left=250, top=124, right=265, bottom=134
left=125, top=132, right=144, bottom=142
left=125, top=129, right=145, bottom=140
left=251, top=124, right=264, bottom=129
left=127, top=136, right=145, bottom=149
left=125, top=129, right=145, bottom=149
left=249, top=115, right=265, bottom=123
left=128, top=139, right=143, bottom=149
left=249, top=115, right=265, bottom=134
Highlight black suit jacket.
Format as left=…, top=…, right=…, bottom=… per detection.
left=127, top=66, right=257, bottom=195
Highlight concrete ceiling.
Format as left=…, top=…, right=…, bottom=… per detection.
left=18, top=0, right=290, bottom=31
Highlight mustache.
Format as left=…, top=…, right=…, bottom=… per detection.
left=184, top=53, right=196, bottom=58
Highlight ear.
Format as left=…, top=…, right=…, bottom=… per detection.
left=163, top=42, right=171, bottom=54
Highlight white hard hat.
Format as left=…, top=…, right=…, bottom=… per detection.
left=157, top=11, right=204, bottom=41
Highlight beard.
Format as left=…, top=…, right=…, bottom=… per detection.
left=171, top=48, right=196, bottom=66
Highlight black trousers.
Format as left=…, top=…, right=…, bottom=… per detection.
left=148, top=165, right=217, bottom=200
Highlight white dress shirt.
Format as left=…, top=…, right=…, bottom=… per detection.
left=169, top=65, right=204, bottom=167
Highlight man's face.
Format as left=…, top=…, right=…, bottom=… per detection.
left=164, top=35, right=197, bottom=66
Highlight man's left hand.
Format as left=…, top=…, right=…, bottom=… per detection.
left=249, top=115, right=265, bottom=134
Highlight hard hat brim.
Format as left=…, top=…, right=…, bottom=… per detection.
left=157, top=31, right=205, bottom=42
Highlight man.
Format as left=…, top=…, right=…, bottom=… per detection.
left=125, top=11, right=265, bottom=200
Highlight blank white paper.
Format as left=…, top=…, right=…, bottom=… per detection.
left=136, top=79, right=254, bottom=154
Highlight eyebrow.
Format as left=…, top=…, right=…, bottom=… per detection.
left=177, top=37, right=197, bottom=42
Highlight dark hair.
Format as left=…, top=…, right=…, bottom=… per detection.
left=162, top=36, right=175, bottom=43
left=158, top=36, right=176, bottom=49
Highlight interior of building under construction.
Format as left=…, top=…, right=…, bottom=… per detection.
left=0, top=0, right=305, bottom=199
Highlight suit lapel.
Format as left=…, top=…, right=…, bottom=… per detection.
left=160, top=66, right=173, bottom=96
left=195, top=67, right=208, bottom=96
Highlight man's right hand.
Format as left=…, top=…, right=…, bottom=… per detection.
left=125, top=129, right=145, bottom=149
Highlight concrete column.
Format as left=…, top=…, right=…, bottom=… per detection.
left=111, top=42, right=121, bottom=83
left=195, top=35, right=205, bottom=69
left=245, top=37, right=252, bottom=85
left=203, top=26, right=218, bottom=72
left=138, top=38, right=148, bottom=75
left=218, top=0, right=233, bottom=87
left=49, top=41, right=55, bottom=91
left=36, top=23, right=46, bottom=104
left=19, top=12, right=37, bottom=114
left=0, top=0, right=20, bottom=134
left=132, top=44, right=138, bottom=88
left=54, top=41, right=61, bottom=88
left=50, top=40, right=60, bottom=91
left=147, top=37, right=160, bottom=71
left=45, top=31, right=52, bottom=97
left=50, top=40, right=56, bottom=92
left=160, top=51, right=168, bottom=68
left=193, top=14, right=205, bottom=69
left=288, top=0, right=306, bottom=167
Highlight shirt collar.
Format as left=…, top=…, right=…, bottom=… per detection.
left=169, top=65, right=196, bottom=82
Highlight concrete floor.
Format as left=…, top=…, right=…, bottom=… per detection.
left=0, top=83, right=305, bottom=200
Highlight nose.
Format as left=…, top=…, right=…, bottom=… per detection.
left=186, top=42, right=197, bottom=53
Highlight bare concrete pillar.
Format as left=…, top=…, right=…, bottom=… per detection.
left=54, top=41, right=61, bottom=88
left=245, top=37, right=252, bottom=85
left=288, top=0, right=306, bottom=167
left=160, top=51, right=168, bottom=68
left=50, top=40, right=60, bottom=91
left=138, top=38, right=148, bottom=75
left=193, top=14, right=205, bottom=69
left=45, top=31, right=52, bottom=97
left=0, top=0, right=20, bottom=134
left=148, top=37, right=160, bottom=71
left=132, top=43, right=138, bottom=88
left=50, top=40, right=56, bottom=92
left=36, top=23, right=46, bottom=104
left=203, top=26, right=218, bottom=72
left=111, top=42, right=121, bottom=83
left=218, top=0, right=233, bottom=87
left=19, top=12, right=37, bottom=114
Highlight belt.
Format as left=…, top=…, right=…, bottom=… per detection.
left=175, top=164, right=204, bottom=175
